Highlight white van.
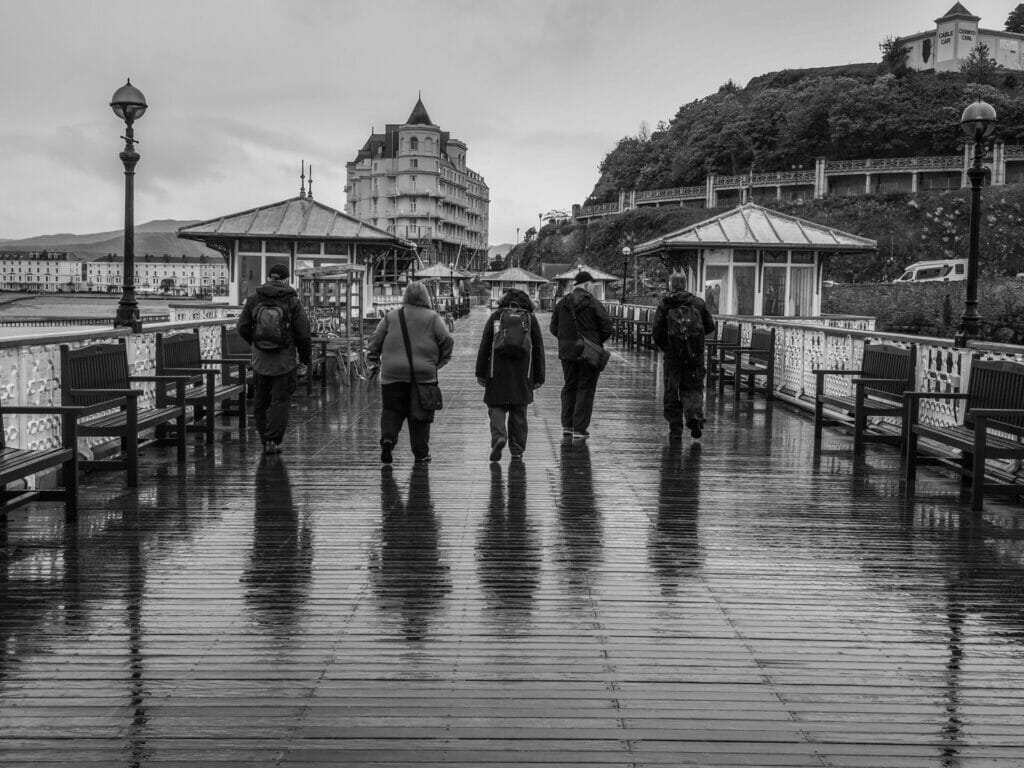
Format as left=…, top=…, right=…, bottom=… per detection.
left=893, top=259, right=967, bottom=283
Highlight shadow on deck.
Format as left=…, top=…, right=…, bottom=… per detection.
left=3, top=306, right=1024, bottom=766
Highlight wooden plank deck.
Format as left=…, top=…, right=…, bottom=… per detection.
left=2, top=305, right=1024, bottom=767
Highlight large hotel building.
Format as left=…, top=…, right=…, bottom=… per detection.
left=345, top=97, right=489, bottom=271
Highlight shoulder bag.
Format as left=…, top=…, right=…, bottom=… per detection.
left=568, top=299, right=611, bottom=372
left=398, top=307, right=443, bottom=410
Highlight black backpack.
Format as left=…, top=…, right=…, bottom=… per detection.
left=493, top=307, right=532, bottom=358
left=665, top=302, right=705, bottom=360
left=251, top=296, right=293, bottom=351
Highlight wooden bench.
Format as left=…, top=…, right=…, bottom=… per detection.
left=813, top=343, right=917, bottom=453
left=707, top=322, right=741, bottom=385
left=719, top=327, right=775, bottom=400
left=156, top=331, right=247, bottom=443
left=60, top=342, right=188, bottom=487
left=1, top=405, right=80, bottom=520
left=905, top=358, right=1024, bottom=511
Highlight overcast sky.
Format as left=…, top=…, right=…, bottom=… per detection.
left=0, top=0, right=1017, bottom=245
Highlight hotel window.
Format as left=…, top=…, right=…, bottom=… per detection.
left=411, top=137, right=419, bottom=151
left=410, top=159, right=418, bottom=169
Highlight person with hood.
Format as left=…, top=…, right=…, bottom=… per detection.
left=549, top=271, right=613, bottom=440
left=367, top=281, right=454, bottom=465
left=236, top=263, right=313, bottom=454
left=475, top=288, right=545, bottom=462
left=651, top=271, right=717, bottom=440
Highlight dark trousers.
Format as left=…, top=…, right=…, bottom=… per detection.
left=560, top=360, right=600, bottom=434
left=253, top=369, right=297, bottom=444
left=381, top=382, right=432, bottom=460
left=663, top=355, right=705, bottom=432
left=489, top=405, right=528, bottom=456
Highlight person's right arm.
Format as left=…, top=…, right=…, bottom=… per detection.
left=549, top=301, right=560, bottom=337
left=652, top=305, right=667, bottom=350
left=475, top=312, right=495, bottom=382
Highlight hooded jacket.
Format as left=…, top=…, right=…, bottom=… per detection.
left=549, top=287, right=613, bottom=361
left=651, top=289, right=717, bottom=360
left=475, top=288, right=545, bottom=406
left=237, top=280, right=313, bottom=376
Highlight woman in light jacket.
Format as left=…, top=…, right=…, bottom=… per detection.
left=367, top=281, right=454, bottom=465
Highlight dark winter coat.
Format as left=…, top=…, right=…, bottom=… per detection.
left=651, top=290, right=717, bottom=362
left=237, top=280, right=313, bottom=376
left=475, top=289, right=545, bottom=406
left=549, top=287, right=613, bottom=361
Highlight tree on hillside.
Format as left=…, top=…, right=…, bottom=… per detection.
left=961, top=43, right=1000, bottom=85
left=879, top=36, right=910, bottom=75
left=1006, top=3, right=1024, bottom=32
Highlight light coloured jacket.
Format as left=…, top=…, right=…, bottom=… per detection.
left=367, top=304, right=454, bottom=385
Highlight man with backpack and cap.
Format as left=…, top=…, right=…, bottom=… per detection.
left=549, top=271, right=613, bottom=441
left=475, top=288, right=545, bottom=462
left=237, top=263, right=312, bottom=455
left=652, top=271, right=716, bottom=440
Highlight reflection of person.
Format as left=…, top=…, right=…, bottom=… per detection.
left=367, top=281, right=454, bottom=465
left=555, top=441, right=602, bottom=594
left=652, top=271, right=716, bottom=440
left=241, top=454, right=312, bottom=635
left=236, top=263, right=313, bottom=455
left=648, top=443, right=702, bottom=595
left=549, top=272, right=613, bottom=440
left=373, top=465, right=451, bottom=641
left=477, top=461, right=540, bottom=623
left=475, top=288, right=546, bottom=462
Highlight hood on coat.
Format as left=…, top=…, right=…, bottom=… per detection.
left=567, top=286, right=601, bottom=311
left=498, top=288, right=534, bottom=312
left=256, top=281, right=298, bottom=300
left=659, top=289, right=698, bottom=310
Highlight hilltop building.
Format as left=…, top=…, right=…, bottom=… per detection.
left=898, top=3, right=1024, bottom=72
left=345, top=97, right=490, bottom=271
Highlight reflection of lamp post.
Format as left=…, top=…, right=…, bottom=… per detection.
left=110, top=79, right=148, bottom=332
left=956, top=99, right=997, bottom=347
left=621, top=246, right=632, bottom=304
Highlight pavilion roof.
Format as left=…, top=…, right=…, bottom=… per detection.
left=482, top=266, right=548, bottom=283
left=552, top=263, right=620, bottom=282
left=634, top=203, right=876, bottom=254
left=177, top=196, right=414, bottom=249
left=414, top=262, right=472, bottom=279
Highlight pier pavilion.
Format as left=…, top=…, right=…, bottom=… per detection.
left=177, top=192, right=416, bottom=314
left=634, top=203, right=877, bottom=317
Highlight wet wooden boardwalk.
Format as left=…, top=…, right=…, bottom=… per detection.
left=3, top=306, right=1024, bottom=767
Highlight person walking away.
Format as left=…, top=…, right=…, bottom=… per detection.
left=475, top=288, right=545, bottom=462
left=367, top=281, right=454, bottom=465
left=237, top=264, right=312, bottom=455
left=651, top=271, right=716, bottom=440
left=549, top=271, right=613, bottom=440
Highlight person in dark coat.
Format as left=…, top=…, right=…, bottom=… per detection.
left=549, top=272, right=613, bottom=440
left=651, top=271, right=717, bottom=439
left=236, top=263, right=312, bottom=455
left=475, top=288, right=545, bottom=462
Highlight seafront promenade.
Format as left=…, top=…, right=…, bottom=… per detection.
left=2, top=306, right=1024, bottom=767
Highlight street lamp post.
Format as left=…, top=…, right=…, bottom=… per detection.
left=621, top=246, right=632, bottom=304
left=956, top=99, right=997, bottom=347
left=110, top=79, right=148, bottom=332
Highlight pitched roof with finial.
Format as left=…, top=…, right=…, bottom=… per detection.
left=406, top=93, right=433, bottom=126
left=937, top=2, right=979, bottom=21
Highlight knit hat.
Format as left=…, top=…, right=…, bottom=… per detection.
left=573, top=271, right=594, bottom=285
left=268, top=264, right=289, bottom=279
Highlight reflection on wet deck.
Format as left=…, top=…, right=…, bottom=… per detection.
left=3, top=306, right=1024, bottom=766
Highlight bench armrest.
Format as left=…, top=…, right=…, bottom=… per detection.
left=853, top=377, right=909, bottom=386
left=0, top=405, right=85, bottom=416
left=129, top=375, right=188, bottom=408
left=130, top=375, right=189, bottom=383
left=970, top=408, right=1024, bottom=417
left=812, top=368, right=858, bottom=376
left=197, top=357, right=252, bottom=366
left=69, top=387, right=141, bottom=399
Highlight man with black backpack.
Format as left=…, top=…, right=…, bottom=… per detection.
left=475, top=288, right=545, bottom=462
left=652, top=271, right=717, bottom=440
left=237, top=264, right=312, bottom=455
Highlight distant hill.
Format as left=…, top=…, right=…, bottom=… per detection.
left=488, top=243, right=514, bottom=258
left=0, top=219, right=220, bottom=259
